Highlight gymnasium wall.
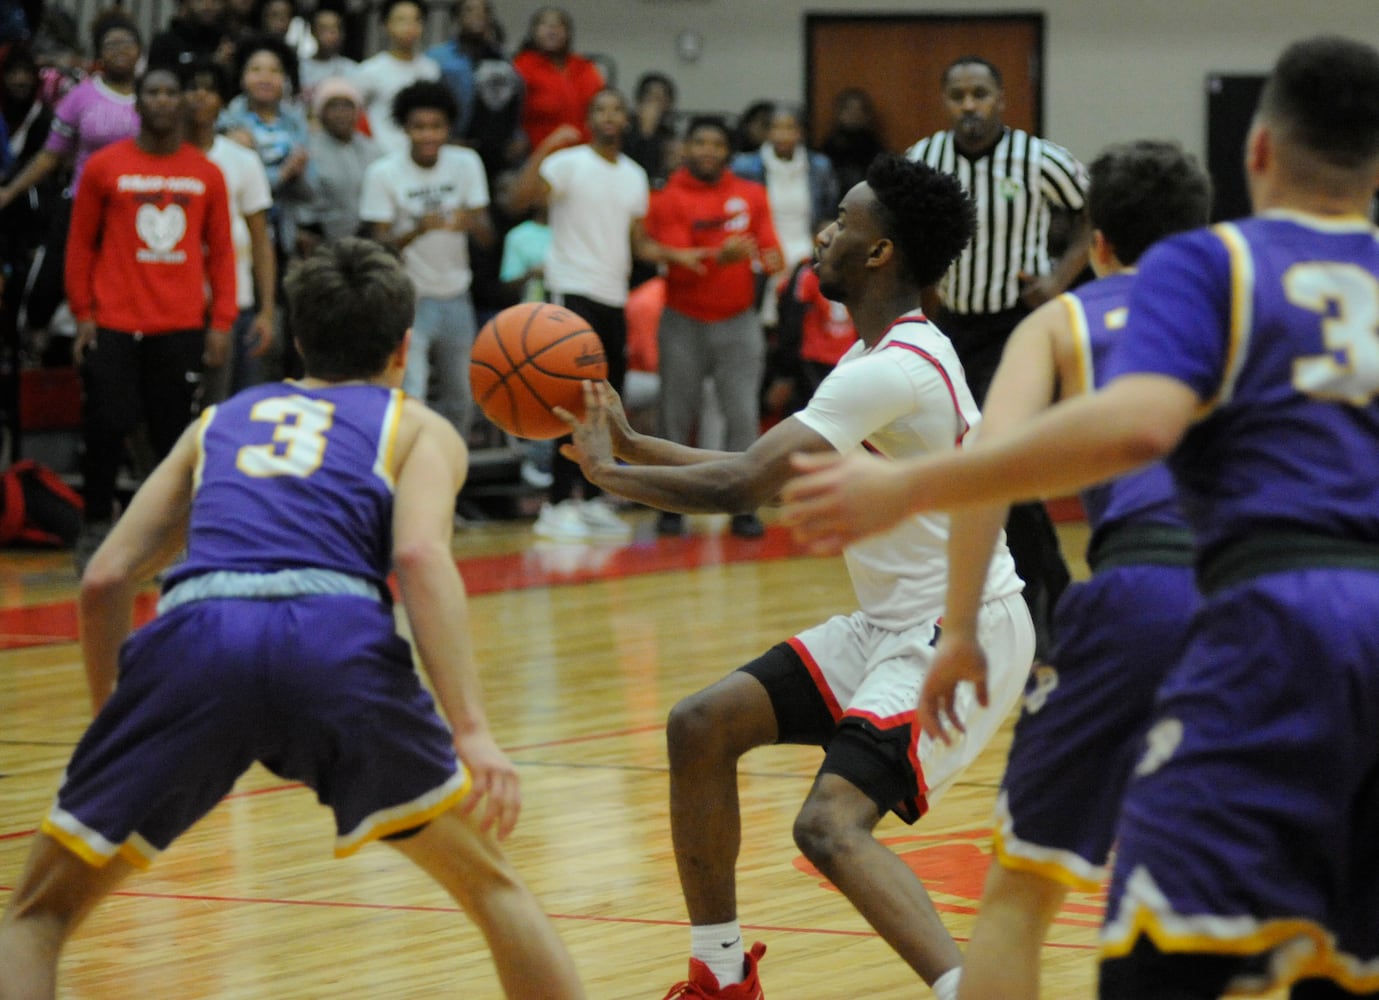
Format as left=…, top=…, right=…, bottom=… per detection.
left=62, top=0, right=1379, bottom=162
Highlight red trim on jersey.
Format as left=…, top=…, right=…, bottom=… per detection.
left=786, top=636, right=844, bottom=723
left=881, top=332, right=971, bottom=446
left=845, top=706, right=931, bottom=821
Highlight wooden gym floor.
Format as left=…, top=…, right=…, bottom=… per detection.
left=0, top=511, right=1287, bottom=998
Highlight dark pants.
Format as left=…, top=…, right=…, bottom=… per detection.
left=80, top=327, right=205, bottom=521
left=546, top=292, right=627, bottom=504
left=938, top=306, right=1071, bottom=659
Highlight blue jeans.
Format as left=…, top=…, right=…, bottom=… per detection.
left=404, top=293, right=477, bottom=438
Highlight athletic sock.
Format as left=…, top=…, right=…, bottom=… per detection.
left=691, top=920, right=745, bottom=987
left=933, top=966, right=962, bottom=1000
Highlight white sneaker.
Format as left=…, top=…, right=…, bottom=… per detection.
left=533, top=500, right=594, bottom=540
left=577, top=499, right=633, bottom=538
left=520, top=458, right=554, bottom=489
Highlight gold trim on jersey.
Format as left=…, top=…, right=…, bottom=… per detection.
left=374, top=388, right=404, bottom=491
left=1202, top=223, right=1255, bottom=417
left=333, top=768, right=472, bottom=858
left=1101, top=866, right=1379, bottom=995
left=42, top=807, right=159, bottom=870
left=990, top=791, right=1103, bottom=893
left=191, top=405, right=217, bottom=496
left=1059, top=292, right=1095, bottom=397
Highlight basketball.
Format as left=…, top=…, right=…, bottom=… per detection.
left=469, top=302, right=609, bottom=440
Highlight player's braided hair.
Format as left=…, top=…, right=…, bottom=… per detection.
left=865, top=153, right=976, bottom=290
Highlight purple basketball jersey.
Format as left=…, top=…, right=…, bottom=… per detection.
left=1064, top=273, right=1185, bottom=536
left=1108, top=216, right=1379, bottom=552
left=163, top=383, right=404, bottom=595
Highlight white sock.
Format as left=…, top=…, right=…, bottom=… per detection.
left=691, top=920, right=745, bottom=987
left=932, top=966, right=962, bottom=1000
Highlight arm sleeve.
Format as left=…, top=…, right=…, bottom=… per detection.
left=793, top=349, right=936, bottom=452
left=461, top=151, right=489, bottom=209
left=63, top=155, right=102, bottom=322
left=1038, top=138, right=1090, bottom=212
left=43, top=84, right=82, bottom=158
left=204, top=170, right=239, bottom=331
left=642, top=187, right=680, bottom=245
left=357, top=161, right=394, bottom=224
left=1105, top=230, right=1233, bottom=404
left=537, top=149, right=572, bottom=201
left=241, top=151, right=273, bottom=216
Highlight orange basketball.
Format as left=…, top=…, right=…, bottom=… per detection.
left=470, top=302, right=609, bottom=440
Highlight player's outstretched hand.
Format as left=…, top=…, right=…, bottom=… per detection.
left=918, top=631, right=989, bottom=745
left=781, top=450, right=917, bottom=553
left=555, top=380, right=617, bottom=474
left=592, top=380, right=636, bottom=455
left=454, top=729, right=523, bottom=840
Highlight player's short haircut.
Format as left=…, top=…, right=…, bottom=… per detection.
left=1088, top=140, right=1212, bottom=265
left=865, top=153, right=976, bottom=290
left=286, top=238, right=415, bottom=380
left=1258, top=36, right=1379, bottom=170
left=685, top=114, right=731, bottom=143
left=391, top=79, right=459, bottom=127
left=942, top=55, right=1002, bottom=90
left=180, top=55, right=233, bottom=105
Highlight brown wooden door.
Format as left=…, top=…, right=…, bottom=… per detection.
left=806, top=15, right=1043, bottom=153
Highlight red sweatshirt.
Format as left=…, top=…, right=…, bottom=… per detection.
left=645, top=167, right=780, bottom=322
left=514, top=49, right=604, bottom=149
left=66, top=138, right=236, bottom=335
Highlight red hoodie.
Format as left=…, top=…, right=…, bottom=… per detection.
left=644, top=167, right=780, bottom=323
left=66, top=139, right=236, bottom=334
left=514, top=49, right=604, bottom=149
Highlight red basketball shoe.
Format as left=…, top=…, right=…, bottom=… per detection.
left=661, top=942, right=766, bottom=999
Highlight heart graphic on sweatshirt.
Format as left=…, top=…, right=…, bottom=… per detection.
left=136, top=202, right=187, bottom=254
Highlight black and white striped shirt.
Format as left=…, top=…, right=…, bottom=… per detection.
left=906, top=127, right=1089, bottom=315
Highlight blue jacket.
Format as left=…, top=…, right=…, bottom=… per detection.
left=731, top=148, right=838, bottom=231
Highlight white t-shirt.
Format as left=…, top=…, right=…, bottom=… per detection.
left=207, top=135, right=273, bottom=310
left=540, top=145, right=649, bottom=307
left=359, top=145, right=489, bottom=300
left=793, top=311, right=1024, bottom=628
left=351, top=51, right=441, bottom=157
left=760, top=144, right=814, bottom=267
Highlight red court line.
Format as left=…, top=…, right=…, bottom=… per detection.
left=506, top=723, right=664, bottom=753
left=0, top=884, right=1098, bottom=950
left=0, top=527, right=815, bottom=650
left=0, top=829, right=36, bottom=842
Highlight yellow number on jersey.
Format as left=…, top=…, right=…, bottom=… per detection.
left=1288, top=262, right=1379, bottom=405
left=236, top=395, right=336, bottom=478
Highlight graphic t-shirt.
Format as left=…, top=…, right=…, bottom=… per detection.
left=66, top=139, right=236, bottom=333
left=359, top=145, right=489, bottom=299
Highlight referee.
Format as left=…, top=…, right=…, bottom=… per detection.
left=907, top=55, right=1091, bottom=658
